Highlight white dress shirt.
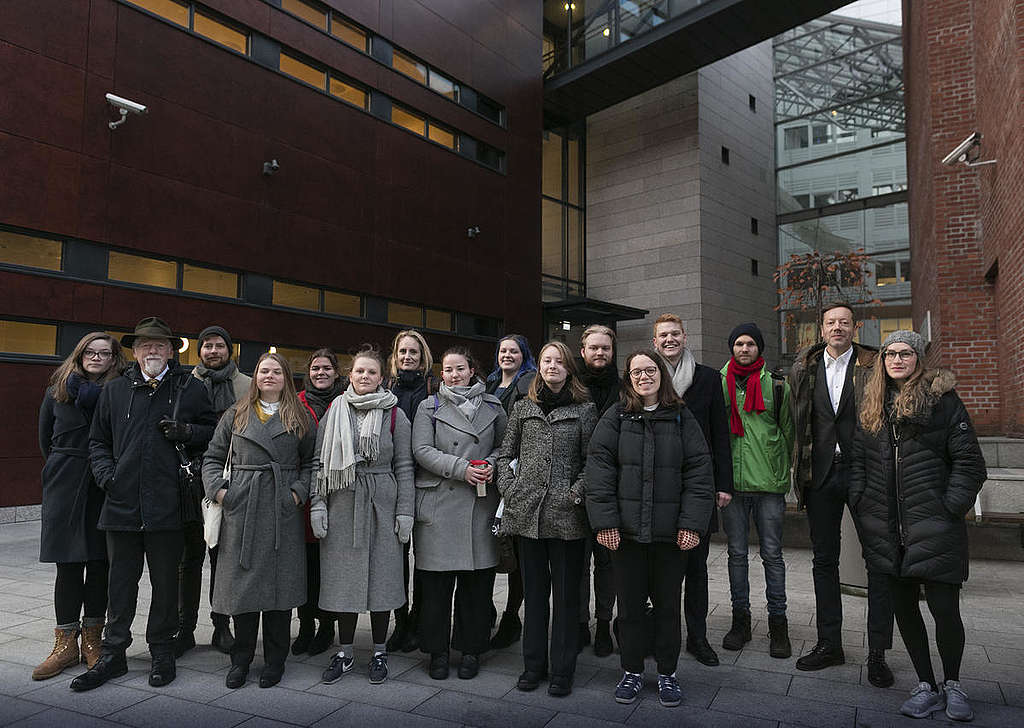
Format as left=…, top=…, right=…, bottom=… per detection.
left=823, top=346, right=853, bottom=453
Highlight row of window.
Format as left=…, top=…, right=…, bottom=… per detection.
left=122, top=0, right=505, bottom=170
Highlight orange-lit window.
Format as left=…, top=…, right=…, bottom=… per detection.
left=0, top=320, right=57, bottom=356
left=280, top=52, right=327, bottom=90
left=108, top=251, right=177, bottom=289
left=268, top=345, right=314, bottom=374
left=182, top=264, right=238, bottom=298
left=0, top=230, right=62, bottom=271
left=425, top=309, right=452, bottom=331
left=387, top=302, right=422, bottom=326
left=331, top=14, right=368, bottom=51
left=324, top=291, right=361, bottom=316
left=282, top=0, right=328, bottom=30
left=126, top=0, right=188, bottom=27
left=392, top=50, right=427, bottom=84
left=329, top=77, right=368, bottom=109
left=273, top=281, right=319, bottom=310
left=194, top=11, right=248, bottom=54
left=427, top=123, right=456, bottom=149
left=179, top=338, right=240, bottom=366
left=428, top=70, right=457, bottom=100
left=391, top=105, right=425, bottom=136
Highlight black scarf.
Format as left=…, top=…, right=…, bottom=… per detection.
left=391, top=369, right=430, bottom=422
left=301, top=379, right=345, bottom=420
left=537, top=381, right=575, bottom=415
left=66, top=372, right=103, bottom=415
left=575, top=357, right=620, bottom=415
left=193, top=360, right=240, bottom=414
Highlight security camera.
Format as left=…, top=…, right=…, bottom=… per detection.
left=262, top=159, right=280, bottom=175
left=106, top=93, right=147, bottom=130
left=941, top=132, right=981, bottom=166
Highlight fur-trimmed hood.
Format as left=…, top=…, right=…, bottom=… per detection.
left=891, top=368, right=956, bottom=425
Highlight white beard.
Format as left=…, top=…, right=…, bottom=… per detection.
left=142, top=358, right=166, bottom=379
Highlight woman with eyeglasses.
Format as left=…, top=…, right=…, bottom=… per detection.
left=850, top=331, right=986, bottom=722
left=585, top=350, right=714, bottom=708
left=34, top=333, right=126, bottom=680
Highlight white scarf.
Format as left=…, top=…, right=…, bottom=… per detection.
left=438, top=381, right=486, bottom=422
left=669, top=348, right=697, bottom=398
left=315, top=386, right=397, bottom=496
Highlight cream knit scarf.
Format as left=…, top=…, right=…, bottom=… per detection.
left=315, top=386, right=397, bottom=496
left=670, top=348, right=697, bottom=398
left=438, top=381, right=487, bottom=422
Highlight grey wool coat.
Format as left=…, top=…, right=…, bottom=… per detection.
left=202, top=407, right=316, bottom=615
left=311, top=407, right=415, bottom=613
left=411, top=393, right=507, bottom=571
left=496, top=398, right=598, bottom=540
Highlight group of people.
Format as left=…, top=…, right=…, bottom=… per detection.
left=34, top=305, right=986, bottom=720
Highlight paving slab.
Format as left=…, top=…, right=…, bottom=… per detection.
left=19, top=679, right=155, bottom=717
left=107, top=693, right=251, bottom=728
left=311, top=701, right=460, bottom=728
left=625, top=700, right=777, bottom=728
left=211, top=685, right=346, bottom=725
left=307, top=670, right=440, bottom=711
left=709, top=686, right=857, bottom=726
left=502, top=683, right=642, bottom=722
left=0, top=695, right=48, bottom=726
left=413, top=689, right=553, bottom=728
left=2, top=706, right=126, bottom=728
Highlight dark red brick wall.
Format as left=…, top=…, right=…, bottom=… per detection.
left=903, top=0, right=1023, bottom=436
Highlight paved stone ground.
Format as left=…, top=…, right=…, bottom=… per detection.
left=1, top=520, right=1022, bottom=727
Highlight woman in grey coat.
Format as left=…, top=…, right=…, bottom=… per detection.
left=203, top=353, right=316, bottom=690
left=497, top=341, right=598, bottom=698
left=412, top=347, right=507, bottom=680
left=311, top=348, right=415, bottom=686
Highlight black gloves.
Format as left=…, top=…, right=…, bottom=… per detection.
left=158, top=418, right=192, bottom=443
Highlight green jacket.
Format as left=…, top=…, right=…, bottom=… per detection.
left=719, top=364, right=794, bottom=494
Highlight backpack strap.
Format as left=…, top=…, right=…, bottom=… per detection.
left=390, top=405, right=397, bottom=434
left=770, top=369, right=786, bottom=424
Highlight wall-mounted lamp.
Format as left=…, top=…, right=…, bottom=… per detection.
left=467, top=226, right=481, bottom=239
left=178, top=338, right=189, bottom=354
left=561, top=321, right=572, bottom=331
left=262, top=159, right=280, bottom=175
left=106, top=93, right=147, bottom=130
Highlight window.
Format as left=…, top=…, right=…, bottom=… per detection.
left=108, top=251, right=177, bottom=288
left=425, top=309, right=452, bottom=331
left=269, top=345, right=314, bottom=374
left=273, top=280, right=319, bottom=310
left=813, top=192, right=834, bottom=207
left=812, top=124, right=831, bottom=145
left=126, top=0, right=188, bottom=27
left=784, top=126, right=809, bottom=150
left=751, top=258, right=759, bottom=276
left=879, top=317, right=914, bottom=341
left=721, top=146, right=730, bottom=164
left=330, top=14, right=368, bottom=51
left=476, top=95, right=502, bottom=125
left=329, top=77, right=368, bottom=108
left=837, top=128, right=856, bottom=144
left=324, top=290, right=361, bottom=316
left=387, top=302, right=422, bottom=326
left=476, top=141, right=504, bottom=171
left=0, top=320, right=57, bottom=356
left=279, top=52, right=326, bottom=90
left=792, top=193, right=810, bottom=208
left=182, top=264, right=238, bottom=298
left=837, top=188, right=858, bottom=203
left=876, top=260, right=898, bottom=286
left=542, top=131, right=563, bottom=199
left=871, top=129, right=901, bottom=139
left=427, top=122, right=456, bottom=149
left=392, top=50, right=427, bottom=84
left=872, top=183, right=906, bottom=196
left=748, top=94, right=757, bottom=112
left=0, top=230, right=62, bottom=271
left=282, top=0, right=327, bottom=30
left=750, top=218, right=759, bottom=235
left=193, top=11, right=247, bottom=53
left=428, top=70, right=458, bottom=101
left=391, top=105, right=425, bottom=136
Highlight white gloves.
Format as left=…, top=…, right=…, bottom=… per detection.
left=394, top=515, right=414, bottom=544
left=310, top=502, right=328, bottom=540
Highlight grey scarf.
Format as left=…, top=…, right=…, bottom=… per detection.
left=438, top=381, right=486, bottom=422
left=315, top=386, right=397, bottom=496
left=669, top=348, right=696, bottom=398
left=193, top=360, right=239, bottom=413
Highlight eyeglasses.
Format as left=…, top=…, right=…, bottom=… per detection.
left=629, top=366, right=659, bottom=380
left=883, top=350, right=917, bottom=362
left=83, top=350, right=113, bottom=360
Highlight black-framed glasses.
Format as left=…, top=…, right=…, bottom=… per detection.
left=629, top=366, right=659, bottom=380
left=883, top=350, right=916, bottom=362
left=83, top=350, right=113, bottom=360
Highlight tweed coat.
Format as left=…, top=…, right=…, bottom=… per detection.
left=202, top=407, right=315, bottom=614
left=496, top=398, right=598, bottom=541
left=411, top=393, right=507, bottom=571
left=311, top=406, right=415, bottom=612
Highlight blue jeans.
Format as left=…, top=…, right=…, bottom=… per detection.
left=720, top=492, right=787, bottom=616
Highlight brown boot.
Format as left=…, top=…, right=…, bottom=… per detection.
left=81, top=624, right=104, bottom=668
left=32, top=627, right=80, bottom=680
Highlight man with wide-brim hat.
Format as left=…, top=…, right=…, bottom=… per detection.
left=74, top=316, right=217, bottom=693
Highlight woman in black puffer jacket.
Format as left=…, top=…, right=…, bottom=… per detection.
left=585, top=349, right=714, bottom=708
left=849, top=331, right=986, bottom=722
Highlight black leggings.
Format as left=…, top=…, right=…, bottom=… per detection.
left=335, top=611, right=390, bottom=646
left=890, top=577, right=964, bottom=688
left=55, top=560, right=108, bottom=626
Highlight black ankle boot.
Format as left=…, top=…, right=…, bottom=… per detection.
left=307, top=618, right=335, bottom=656
left=721, top=609, right=751, bottom=651
left=489, top=611, right=522, bottom=649
left=386, top=606, right=408, bottom=653
left=291, top=618, right=315, bottom=655
left=768, top=615, right=791, bottom=658
left=211, top=614, right=235, bottom=655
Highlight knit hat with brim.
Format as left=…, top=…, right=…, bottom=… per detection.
left=881, top=330, right=926, bottom=360
left=121, top=316, right=175, bottom=348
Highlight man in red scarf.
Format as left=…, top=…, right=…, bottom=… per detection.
left=718, top=323, right=794, bottom=660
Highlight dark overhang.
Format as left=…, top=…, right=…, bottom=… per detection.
left=544, top=297, right=649, bottom=325
left=544, top=0, right=851, bottom=125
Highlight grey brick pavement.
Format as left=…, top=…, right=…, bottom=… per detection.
left=1, top=521, right=1021, bottom=727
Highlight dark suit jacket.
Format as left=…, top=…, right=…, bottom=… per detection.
left=681, top=363, right=733, bottom=534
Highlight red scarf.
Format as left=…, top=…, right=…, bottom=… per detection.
left=726, top=356, right=766, bottom=436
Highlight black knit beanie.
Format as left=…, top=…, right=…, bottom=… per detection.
left=728, top=322, right=764, bottom=354
left=198, top=325, right=233, bottom=356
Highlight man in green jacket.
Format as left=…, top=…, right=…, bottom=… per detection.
left=718, top=323, right=794, bottom=659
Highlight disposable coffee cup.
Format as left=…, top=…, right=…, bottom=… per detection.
left=470, top=460, right=488, bottom=497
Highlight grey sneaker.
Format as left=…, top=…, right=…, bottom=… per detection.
left=900, top=682, right=946, bottom=718
left=321, top=652, right=354, bottom=684
left=944, top=680, right=974, bottom=722
left=368, top=652, right=389, bottom=684
left=614, top=671, right=643, bottom=704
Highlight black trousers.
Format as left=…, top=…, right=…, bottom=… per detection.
left=232, top=609, right=291, bottom=668
left=682, top=532, right=712, bottom=642
left=518, top=536, right=585, bottom=679
left=178, top=522, right=229, bottom=632
left=611, top=539, right=687, bottom=676
left=55, top=560, right=109, bottom=626
left=297, top=541, right=323, bottom=623
left=580, top=536, right=615, bottom=623
left=805, top=461, right=894, bottom=649
left=890, top=577, right=964, bottom=686
left=104, top=529, right=184, bottom=653
left=416, top=568, right=495, bottom=656
left=334, top=611, right=390, bottom=646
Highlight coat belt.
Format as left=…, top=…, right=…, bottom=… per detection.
left=232, top=462, right=295, bottom=570
left=347, top=465, right=393, bottom=548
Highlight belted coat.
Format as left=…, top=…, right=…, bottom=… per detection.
left=202, top=407, right=315, bottom=614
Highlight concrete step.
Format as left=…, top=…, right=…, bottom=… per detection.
left=979, top=436, right=1024, bottom=468
left=977, top=468, right=1024, bottom=521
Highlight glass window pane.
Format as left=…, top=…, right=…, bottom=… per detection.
left=0, top=230, right=62, bottom=271
left=476, top=142, right=503, bottom=171
left=391, top=105, right=425, bottom=136
left=126, top=0, right=188, bottom=27
left=108, top=251, right=177, bottom=288
left=280, top=52, right=327, bottom=90
left=392, top=50, right=427, bottom=84
left=542, top=131, right=563, bottom=199
left=567, top=136, right=580, bottom=206
left=182, top=264, right=238, bottom=298
left=387, top=302, right=422, bottom=326
left=476, top=95, right=502, bottom=125
left=331, top=14, right=368, bottom=51
left=567, top=207, right=583, bottom=282
left=324, top=290, right=361, bottom=316
left=542, top=199, right=563, bottom=278
left=784, top=126, right=809, bottom=150
left=427, top=123, right=456, bottom=149
left=329, top=77, right=367, bottom=108
left=193, top=12, right=247, bottom=54
left=0, top=320, right=57, bottom=356
left=425, top=309, right=452, bottom=331
left=281, top=0, right=327, bottom=30
left=875, top=260, right=897, bottom=286
left=273, top=280, right=319, bottom=310
left=269, top=345, right=313, bottom=374
left=428, top=70, right=457, bottom=100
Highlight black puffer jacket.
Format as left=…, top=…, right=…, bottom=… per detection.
left=586, top=403, right=714, bottom=544
left=89, top=362, right=217, bottom=531
left=849, top=370, right=987, bottom=584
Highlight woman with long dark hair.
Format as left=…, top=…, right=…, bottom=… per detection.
left=203, top=352, right=316, bottom=689
left=585, top=350, right=714, bottom=708
left=850, top=331, right=986, bottom=721
left=34, top=333, right=126, bottom=680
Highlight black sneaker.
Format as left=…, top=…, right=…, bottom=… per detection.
left=321, top=652, right=354, bottom=684
left=657, top=673, right=682, bottom=707
left=368, top=653, right=388, bottom=684
left=614, top=671, right=643, bottom=704
left=795, top=641, right=845, bottom=671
